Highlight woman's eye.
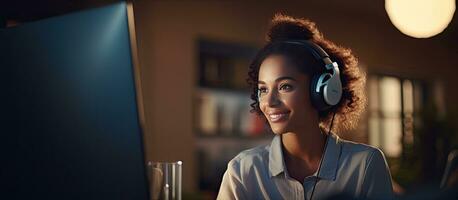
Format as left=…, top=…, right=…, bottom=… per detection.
left=280, top=84, right=293, bottom=91
left=258, top=87, right=268, bottom=94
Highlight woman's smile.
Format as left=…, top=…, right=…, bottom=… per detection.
left=267, top=111, right=290, bottom=123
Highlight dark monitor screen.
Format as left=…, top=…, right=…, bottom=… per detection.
left=0, top=2, right=149, bottom=200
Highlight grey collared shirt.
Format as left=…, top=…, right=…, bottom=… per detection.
left=217, top=134, right=394, bottom=200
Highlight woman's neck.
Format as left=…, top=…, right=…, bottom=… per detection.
left=281, top=126, right=326, bottom=161
left=281, top=126, right=327, bottom=181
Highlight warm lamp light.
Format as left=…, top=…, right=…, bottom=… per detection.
left=385, top=0, right=456, bottom=38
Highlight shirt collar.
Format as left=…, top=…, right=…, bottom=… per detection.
left=268, top=135, right=285, bottom=177
left=268, top=133, right=342, bottom=181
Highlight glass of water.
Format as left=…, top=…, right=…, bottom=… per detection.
left=147, top=161, right=182, bottom=200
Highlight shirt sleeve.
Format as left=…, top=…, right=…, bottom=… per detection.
left=361, top=149, right=395, bottom=200
left=217, top=161, right=247, bottom=200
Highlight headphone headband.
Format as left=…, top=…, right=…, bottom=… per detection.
left=280, top=40, right=333, bottom=66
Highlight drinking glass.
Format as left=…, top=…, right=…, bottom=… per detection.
left=147, top=161, right=182, bottom=200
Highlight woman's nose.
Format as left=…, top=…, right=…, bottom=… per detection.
left=263, top=90, right=281, bottom=107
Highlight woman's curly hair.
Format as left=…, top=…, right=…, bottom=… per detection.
left=247, top=14, right=366, bottom=132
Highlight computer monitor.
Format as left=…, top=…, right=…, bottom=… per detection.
left=0, top=2, right=149, bottom=199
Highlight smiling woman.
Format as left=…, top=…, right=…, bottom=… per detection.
left=217, top=14, right=394, bottom=200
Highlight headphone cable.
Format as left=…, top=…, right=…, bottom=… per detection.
left=309, top=111, right=336, bottom=200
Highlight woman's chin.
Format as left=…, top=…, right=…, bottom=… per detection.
left=271, top=126, right=289, bottom=135
left=268, top=118, right=291, bottom=135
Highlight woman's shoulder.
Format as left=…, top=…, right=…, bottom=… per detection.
left=337, top=137, right=387, bottom=161
left=226, top=144, right=270, bottom=172
left=230, top=144, right=270, bottom=164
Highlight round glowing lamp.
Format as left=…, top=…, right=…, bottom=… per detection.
left=385, top=0, right=456, bottom=38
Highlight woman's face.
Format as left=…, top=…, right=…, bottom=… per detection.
left=258, top=55, right=317, bottom=134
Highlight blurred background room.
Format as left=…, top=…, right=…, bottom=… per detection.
left=2, top=0, right=458, bottom=199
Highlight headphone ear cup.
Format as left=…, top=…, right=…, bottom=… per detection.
left=322, top=74, right=342, bottom=106
left=310, top=73, right=332, bottom=111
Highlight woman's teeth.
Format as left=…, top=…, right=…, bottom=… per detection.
left=269, top=113, right=288, bottom=122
